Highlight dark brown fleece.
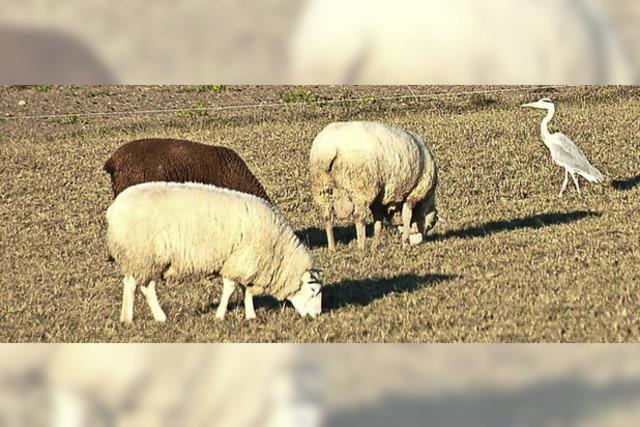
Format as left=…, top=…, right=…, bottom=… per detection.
left=104, top=139, right=271, bottom=203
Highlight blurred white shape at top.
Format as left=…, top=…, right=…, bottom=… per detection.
left=289, top=0, right=640, bottom=84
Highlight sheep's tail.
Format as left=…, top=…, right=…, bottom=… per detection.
left=309, top=140, right=339, bottom=174
left=103, top=155, right=115, bottom=176
left=103, top=155, right=120, bottom=197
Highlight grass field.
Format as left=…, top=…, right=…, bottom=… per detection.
left=1, top=85, right=639, bottom=342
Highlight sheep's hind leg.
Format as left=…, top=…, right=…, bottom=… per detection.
left=140, top=281, right=167, bottom=322
left=120, top=276, right=137, bottom=323
left=325, top=220, right=336, bottom=251
left=355, top=222, right=367, bottom=250
left=216, top=278, right=236, bottom=319
left=244, top=288, right=256, bottom=320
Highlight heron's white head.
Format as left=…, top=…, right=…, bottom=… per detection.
left=522, top=97, right=554, bottom=110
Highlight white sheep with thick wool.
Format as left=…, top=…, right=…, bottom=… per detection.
left=310, top=121, right=438, bottom=250
left=106, top=182, right=323, bottom=323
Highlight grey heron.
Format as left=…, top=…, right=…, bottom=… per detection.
left=522, top=98, right=604, bottom=196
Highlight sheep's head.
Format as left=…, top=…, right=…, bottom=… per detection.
left=385, top=204, right=403, bottom=226
left=288, top=268, right=323, bottom=317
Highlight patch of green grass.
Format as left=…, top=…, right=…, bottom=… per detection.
left=176, top=101, right=209, bottom=119
left=31, top=85, right=52, bottom=93
left=280, top=87, right=319, bottom=104
left=358, top=93, right=379, bottom=105
left=58, top=112, right=85, bottom=125
left=186, top=85, right=226, bottom=93
left=88, top=89, right=108, bottom=97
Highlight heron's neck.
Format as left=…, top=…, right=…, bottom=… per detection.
left=540, top=106, right=555, bottom=141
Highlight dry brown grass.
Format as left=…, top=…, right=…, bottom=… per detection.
left=1, top=85, right=639, bottom=342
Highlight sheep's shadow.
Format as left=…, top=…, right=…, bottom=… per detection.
left=323, top=273, right=458, bottom=311
left=296, top=223, right=391, bottom=249
left=430, top=210, right=600, bottom=242
left=297, top=210, right=600, bottom=248
left=612, top=175, right=640, bottom=191
left=195, top=273, right=456, bottom=316
left=194, top=293, right=283, bottom=316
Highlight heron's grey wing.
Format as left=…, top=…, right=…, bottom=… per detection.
left=548, top=133, right=604, bottom=181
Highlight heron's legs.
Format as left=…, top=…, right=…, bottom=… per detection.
left=559, top=170, right=569, bottom=197
left=570, top=172, right=581, bottom=196
left=216, top=277, right=236, bottom=319
left=140, top=280, right=167, bottom=322
left=120, top=276, right=137, bottom=323
left=244, top=287, right=256, bottom=320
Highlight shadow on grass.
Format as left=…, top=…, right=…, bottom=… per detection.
left=296, top=223, right=386, bottom=249
left=612, top=175, right=640, bottom=191
left=195, top=292, right=283, bottom=317
left=430, top=210, right=601, bottom=242
left=297, top=211, right=601, bottom=248
left=323, top=273, right=458, bottom=312
left=326, top=376, right=640, bottom=427
left=196, top=273, right=456, bottom=316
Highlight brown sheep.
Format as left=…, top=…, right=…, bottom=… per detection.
left=103, top=138, right=271, bottom=203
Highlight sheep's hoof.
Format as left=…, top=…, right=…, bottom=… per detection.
left=154, top=314, right=167, bottom=323
left=408, top=233, right=423, bottom=246
left=245, top=313, right=257, bottom=320
left=215, top=313, right=226, bottom=320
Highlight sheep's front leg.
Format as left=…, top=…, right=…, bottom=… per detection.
left=401, top=202, right=413, bottom=243
left=244, top=288, right=256, bottom=320
left=120, top=276, right=137, bottom=323
left=140, top=281, right=167, bottom=322
left=371, top=206, right=384, bottom=250
left=216, top=278, right=236, bottom=319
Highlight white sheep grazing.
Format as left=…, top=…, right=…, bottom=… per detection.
left=106, top=182, right=323, bottom=323
left=310, top=121, right=438, bottom=250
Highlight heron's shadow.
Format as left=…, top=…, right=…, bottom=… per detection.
left=612, top=175, right=640, bottom=191
left=430, top=210, right=600, bottom=242
left=297, top=210, right=601, bottom=248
